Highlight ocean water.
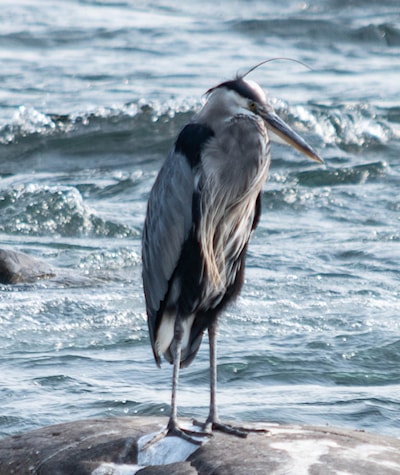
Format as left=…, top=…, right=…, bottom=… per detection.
left=1, top=0, right=400, bottom=442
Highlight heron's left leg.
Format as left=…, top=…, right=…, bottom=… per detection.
left=203, top=318, right=268, bottom=437
left=207, top=316, right=219, bottom=426
left=203, top=318, right=246, bottom=436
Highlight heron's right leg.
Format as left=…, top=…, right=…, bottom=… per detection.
left=143, top=315, right=210, bottom=449
left=167, top=315, right=184, bottom=432
left=166, top=315, right=208, bottom=444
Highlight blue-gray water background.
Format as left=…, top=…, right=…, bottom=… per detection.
left=1, top=0, right=400, bottom=440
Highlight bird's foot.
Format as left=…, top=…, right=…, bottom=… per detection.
left=211, top=421, right=269, bottom=437
left=141, top=420, right=211, bottom=450
left=167, top=423, right=211, bottom=444
left=193, top=418, right=269, bottom=438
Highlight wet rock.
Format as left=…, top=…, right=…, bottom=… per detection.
left=1, top=417, right=400, bottom=474
left=0, top=249, right=55, bottom=284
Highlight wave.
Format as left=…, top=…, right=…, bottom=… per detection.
left=0, top=183, right=138, bottom=238
left=232, top=18, right=400, bottom=47
left=0, top=102, right=195, bottom=173
left=0, top=100, right=195, bottom=146
left=295, top=161, right=388, bottom=187
left=0, top=99, right=395, bottom=165
left=277, top=101, right=394, bottom=150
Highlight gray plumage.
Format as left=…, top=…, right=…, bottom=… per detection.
left=142, top=74, right=322, bottom=442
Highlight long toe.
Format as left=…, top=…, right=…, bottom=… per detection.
left=192, top=418, right=213, bottom=433
left=141, top=423, right=210, bottom=450
left=141, top=428, right=169, bottom=450
left=212, top=421, right=248, bottom=438
left=211, top=421, right=269, bottom=438
left=167, top=425, right=208, bottom=445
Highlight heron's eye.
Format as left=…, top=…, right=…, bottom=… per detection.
left=248, top=101, right=257, bottom=112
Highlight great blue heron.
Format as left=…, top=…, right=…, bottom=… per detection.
left=142, top=65, right=322, bottom=444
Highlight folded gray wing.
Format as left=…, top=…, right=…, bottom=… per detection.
left=142, top=147, right=195, bottom=333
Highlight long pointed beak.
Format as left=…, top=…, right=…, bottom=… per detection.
left=261, top=109, right=323, bottom=163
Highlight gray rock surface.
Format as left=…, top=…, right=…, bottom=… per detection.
left=0, top=249, right=55, bottom=284
left=1, top=416, right=400, bottom=474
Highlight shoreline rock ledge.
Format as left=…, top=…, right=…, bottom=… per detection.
left=1, top=416, right=400, bottom=474
left=0, top=249, right=55, bottom=285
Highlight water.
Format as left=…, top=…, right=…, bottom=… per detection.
left=1, top=0, right=399, bottom=441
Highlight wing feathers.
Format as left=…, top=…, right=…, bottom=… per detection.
left=142, top=123, right=215, bottom=363
left=142, top=149, right=193, bottom=316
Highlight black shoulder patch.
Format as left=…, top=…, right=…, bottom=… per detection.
left=175, top=123, right=214, bottom=167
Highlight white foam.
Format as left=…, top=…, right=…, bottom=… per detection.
left=91, top=422, right=208, bottom=474
left=137, top=422, right=207, bottom=466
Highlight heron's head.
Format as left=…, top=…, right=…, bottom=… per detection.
left=206, top=77, right=322, bottom=163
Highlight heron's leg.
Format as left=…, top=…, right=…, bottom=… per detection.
left=141, top=314, right=212, bottom=450
left=166, top=315, right=209, bottom=444
left=143, top=315, right=207, bottom=449
left=203, top=318, right=268, bottom=438
left=193, top=317, right=219, bottom=431
left=207, top=316, right=218, bottom=425
left=167, top=315, right=183, bottom=431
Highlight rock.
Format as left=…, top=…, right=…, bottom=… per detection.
left=0, top=249, right=55, bottom=284
left=1, top=416, right=400, bottom=474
